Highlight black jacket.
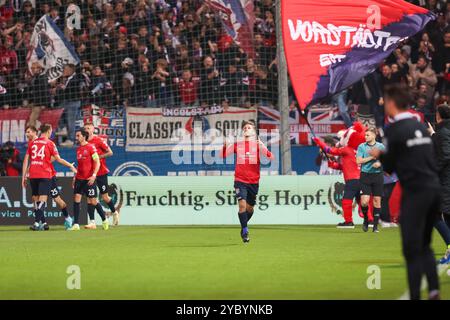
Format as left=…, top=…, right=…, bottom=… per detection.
left=382, top=114, right=440, bottom=190
left=27, top=74, right=50, bottom=107
left=432, top=119, right=450, bottom=213
left=56, top=72, right=83, bottom=103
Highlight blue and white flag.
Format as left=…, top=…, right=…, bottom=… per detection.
left=27, top=15, right=80, bottom=81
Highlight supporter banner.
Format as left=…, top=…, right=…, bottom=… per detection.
left=0, top=177, right=87, bottom=226
left=162, top=105, right=224, bottom=117
left=28, top=15, right=80, bottom=81
left=281, top=0, right=434, bottom=109
left=106, top=176, right=362, bottom=225
left=126, top=107, right=257, bottom=152
left=76, top=104, right=125, bottom=148
left=0, top=108, right=64, bottom=145
left=258, top=105, right=347, bottom=145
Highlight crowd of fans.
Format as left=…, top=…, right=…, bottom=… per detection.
left=0, top=0, right=449, bottom=172
left=0, top=0, right=278, bottom=147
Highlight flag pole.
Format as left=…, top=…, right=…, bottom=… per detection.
left=299, top=105, right=332, bottom=161
left=276, top=0, right=292, bottom=175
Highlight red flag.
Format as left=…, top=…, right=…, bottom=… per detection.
left=281, top=0, right=434, bottom=110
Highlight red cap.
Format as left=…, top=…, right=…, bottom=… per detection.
left=119, top=26, right=127, bottom=34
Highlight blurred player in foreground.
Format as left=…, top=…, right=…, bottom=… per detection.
left=221, top=120, right=275, bottom=243
left=84, top=122, right=120, bottom=226
left=69, top=129, right=109, bottom=231
left=372, top=85, right=440, bottom=300
left=22, top=124, right=76, bottom=231
left=23, top=125, right=74, bottom=230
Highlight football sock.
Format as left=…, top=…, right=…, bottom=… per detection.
left=238, top=211, right=248, bottom=230
left=106, top=200, right=116, bottom=213
left=87, top=204, right=97, bottom=222
left=61, top=207, right=69, bottom=218
left=373, top=207, right=381, bottom=228
left=361, top=206, right=369, bottom=222
left=95, top=203, right=106, bottom=221
left=247, top=211, right=254, bottom=222
left=73, top=202, right=80, bottom=224
left=36, top=201, right=45, bottom=223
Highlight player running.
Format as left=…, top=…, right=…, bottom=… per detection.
left=221, top=120, right=275, bottom=243
left=84, top=122, right=120, bottom=226
left=23, top=125, right=74, bottom=229
left=22, top=124, right=76, bottom=231
left=68, top=128, right=109, bottom=231
left=356, top=127, right=385, bottom=233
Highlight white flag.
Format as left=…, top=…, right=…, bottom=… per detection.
left=27, top=15, right=80, bottom=81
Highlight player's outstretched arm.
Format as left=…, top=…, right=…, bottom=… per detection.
left=54, top=155, right=77, bottom=174
left=258, top=139, right=275, bottom=160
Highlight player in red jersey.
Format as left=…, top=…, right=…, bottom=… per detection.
left=221, top=120, right=275, bottom=243
left=22, top=124, right=76, bottom=231
left=84, top=122, right=119, bottom=226
left=68, top=128, right=109, bottom=231
left=22, top=125, right=74, bottom=229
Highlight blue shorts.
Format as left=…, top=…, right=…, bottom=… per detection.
left=234, top=181, right=259, bottom=207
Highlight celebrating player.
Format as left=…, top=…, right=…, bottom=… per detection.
left=22, top=125, right=74, bottom=229
left=356, top=127, right=385, bottom=233
left=84, top=122, right=119, bottom=226
left=68, top=129, right=109, bottom=231
left=22, top=124, right=77, bottom=231
left=221, top=120, right=275, bottom=243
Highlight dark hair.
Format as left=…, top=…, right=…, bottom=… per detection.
left=417, top=54, right=429, bottom=64
left=366, top=127, right=377, bottom=135
left=437, top=104, right=450, bottom=120
left=40, top=123, right=52, bottom=134
left=241, top=120, right=256, bottom=129
left=26, top=125, right=37, bottom=133
left=77, top=128, right=89, bottom=141
left=64, top=63, right=75, bottom=70
left=384, top=84, right=412, bottom=111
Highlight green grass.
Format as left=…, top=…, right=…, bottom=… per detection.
left=1, top=225, right=450, bottom=300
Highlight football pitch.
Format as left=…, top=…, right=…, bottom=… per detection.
left=1, top=225, right=450, bottom=300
